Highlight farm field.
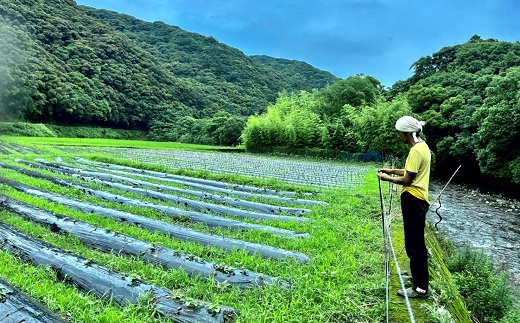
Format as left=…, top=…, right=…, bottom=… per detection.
left=0, top=138, right=388, bottom=322
left=54, top=146, right=368, bottom=188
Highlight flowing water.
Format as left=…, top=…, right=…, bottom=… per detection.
left=427, top=181, right=520, bottom=285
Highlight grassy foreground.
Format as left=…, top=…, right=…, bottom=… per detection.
left=0, top=137, right=470, bottom=322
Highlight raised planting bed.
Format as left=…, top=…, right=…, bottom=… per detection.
left=0, top=177, right=310, bottom=263
left=1, top=196, right=286, bottom=289
left=0, top=143, right=11, bottom=155
left=0, top=223, right=238, bottom=322
left=5, top=142, right=42, bottom=154
left=0, top=278, right=65, bottom=323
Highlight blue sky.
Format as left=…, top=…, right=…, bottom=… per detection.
left=75, top=0, right=520, bottom=87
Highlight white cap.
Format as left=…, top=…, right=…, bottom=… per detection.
left=395, top=116, right=425, bottom=142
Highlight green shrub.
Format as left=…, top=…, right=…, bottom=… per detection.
left=0, top=122, right=57, bottom=137
left=447, top=245, right=517, bottom=322
left=46, top=125, right=144, bottom=140
left=499, top=307, right=520, bottom=323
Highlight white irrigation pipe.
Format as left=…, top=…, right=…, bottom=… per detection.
left=378, top=177, right=416, bottom=323
left=378, top=176, right=390, bottom=323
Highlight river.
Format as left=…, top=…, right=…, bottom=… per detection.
left=428, top=181, right=520, bottom=286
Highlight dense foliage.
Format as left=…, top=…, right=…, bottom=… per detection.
left=242, top=37, right=520, bottom=187
left=147, top=111, right=246, bottom=146
left=0, top=0, right=336, bottom=132
left=242, top=75, right=383, bottom=153
left=447, top=245, right=519, bottom=323
left=251, top=55, right=340, bottom=91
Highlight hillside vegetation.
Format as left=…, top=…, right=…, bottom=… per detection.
left=242, top=36, right=520, bottom=188
left=251, top=55, right=340, bottom=90
left=0, top=0, right=337, bottom=132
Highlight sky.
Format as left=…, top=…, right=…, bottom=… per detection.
left=75, top=0, right=520, bottom=87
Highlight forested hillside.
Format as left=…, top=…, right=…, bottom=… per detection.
left=82, top=7, right=339, bottom=116
left=0, top=0, right=336, bottom=134
left=242, top=36, right=520, bottom=188
left=389, top=35, right=520, bottom=186
left=251, top=55, right=340, bottom=91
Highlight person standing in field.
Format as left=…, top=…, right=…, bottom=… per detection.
left=377, top=116, right=431, bottom=298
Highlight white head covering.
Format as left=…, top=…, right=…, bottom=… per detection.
left=395, top=116, right=426, bottom=143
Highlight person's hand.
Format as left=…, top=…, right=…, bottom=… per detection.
left=377, top=169, right=390, bottom=181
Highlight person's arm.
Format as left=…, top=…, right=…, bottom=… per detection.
left=377, top=169, right=414, bottom=186
left=379, top=168, right=405, bottom=176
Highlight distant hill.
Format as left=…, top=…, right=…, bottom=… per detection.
left=251, top=55, right=340, bottom=91
left=0, top=0, right=339, bottom=130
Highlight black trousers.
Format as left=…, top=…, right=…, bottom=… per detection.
left=401, top=191, right=429, bottom=291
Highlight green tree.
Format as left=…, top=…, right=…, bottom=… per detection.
left=241, top=90, right=323, bottom=152
left=327, top=119, right=347, bottom=151
left=474, top=67, right=520, bottom=183
left=241, top=116, right=275, bottom=152
left=346, top=95, right=412, bottom=158
left=317, top=74, right=381, bottom=119
left=208, top=112, right=246, bottom=146
left=406, top=84, right=449, bottom=113
left=440, top=95, right=465, bottom=118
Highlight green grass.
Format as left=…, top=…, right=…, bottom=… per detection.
left=0, top=138, right=472, bottom=322
left=1, top=135, right=243, bottom=152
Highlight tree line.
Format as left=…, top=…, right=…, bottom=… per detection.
left=242, top=36, right=520, bottom=187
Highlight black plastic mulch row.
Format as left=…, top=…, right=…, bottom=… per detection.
left=0, top=278, right=65, bottom=323
left=0, top=141, right=42, bottom=155
left=0, top=223, right=237, bottom=322
left=1, top=196, right=285, bottom=289
left=0, top=176, right=310, bottom=263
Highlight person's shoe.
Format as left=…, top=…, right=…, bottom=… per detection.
left=397, top=287, right=427, bottom=298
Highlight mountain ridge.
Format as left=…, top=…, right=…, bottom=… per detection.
left=0, top=0, right=338, bottom=129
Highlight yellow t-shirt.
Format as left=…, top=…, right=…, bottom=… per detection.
left=402, top=141, right=431, bottom=203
